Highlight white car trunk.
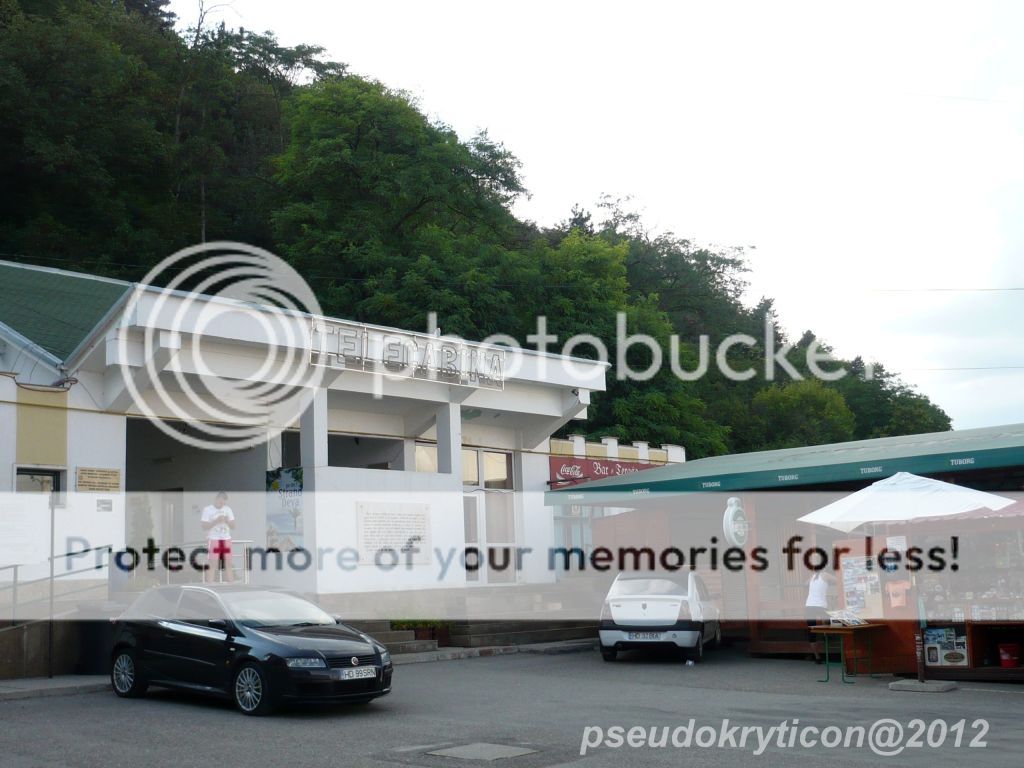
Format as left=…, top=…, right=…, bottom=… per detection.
left=608, top=594, right=687, bottom=626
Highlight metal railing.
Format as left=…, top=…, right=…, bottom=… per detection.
left=0, top=544, right=112, bottom=627
left=171, top=540, right=254, bottom=586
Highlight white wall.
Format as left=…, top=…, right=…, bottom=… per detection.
left=0, top=379, right=16, bottom=492
left=310, top=467, right=466, bottom=594
left=518, top=449, right=557, bottom=585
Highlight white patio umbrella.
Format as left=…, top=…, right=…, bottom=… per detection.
left=797, top=472, right=1015, bottom=533
left=798, top=471, right=1015, bottom=683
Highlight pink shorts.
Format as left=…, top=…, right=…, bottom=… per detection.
left=207, top=540, right=232, bottom=561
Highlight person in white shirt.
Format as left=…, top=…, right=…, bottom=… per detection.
left=805, top=570, right=836, bottom=662
left=201, top=492, right=236, bottom=583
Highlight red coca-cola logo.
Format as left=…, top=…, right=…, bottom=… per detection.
left=549, top=456, right=657, bottom=486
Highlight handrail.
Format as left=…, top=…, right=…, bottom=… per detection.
left=1, top=539, right=257, bottom=621
left=1, top=545, right=112, bottom=621
left=162, top=539, right=255, bottom=586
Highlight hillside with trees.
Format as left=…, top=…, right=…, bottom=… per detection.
left=0, top=0, right=952, bottom=455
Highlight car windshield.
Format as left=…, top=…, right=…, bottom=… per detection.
left=609, top=577, right=687, bottom=597
left=218, top=591, right=336, bottom=628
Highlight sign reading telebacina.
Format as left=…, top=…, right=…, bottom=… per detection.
left=549, top=456, right=658, bottom=486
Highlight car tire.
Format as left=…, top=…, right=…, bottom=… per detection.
left=689, top=637, right=704, bottom=663
left=111, top=648, right=148, bottom=698
left=233, top=663, right=275, bottom=716
left=600, top=646, right=617, bottom=662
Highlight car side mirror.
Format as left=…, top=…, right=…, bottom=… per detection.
left=208, top=618, right=230, bottom=634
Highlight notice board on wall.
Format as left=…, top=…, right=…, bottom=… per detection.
left=357, top=502, right=432, bottom=566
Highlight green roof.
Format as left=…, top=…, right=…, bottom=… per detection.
left=0, top=261, right=130, bottom=362
left=547, top=423, right=1024, bottom=505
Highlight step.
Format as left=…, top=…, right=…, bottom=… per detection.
left=387, top=638, right=439, bottom=654
left=344, top=620, right=392, bottom=634
left=450, top=625, right=597, bottom=648
left=448, top=620, right=595, bottom=633
left=361, top=630, right=415, bottom=644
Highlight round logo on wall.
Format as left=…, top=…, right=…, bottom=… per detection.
left=723, top=497, right=748, bottom=547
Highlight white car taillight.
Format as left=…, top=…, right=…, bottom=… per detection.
left=677, top=601, right=691, bottom=621
left=600, top=601, right=613, bottom=622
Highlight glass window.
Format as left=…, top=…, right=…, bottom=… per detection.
left=125, top=588, right=180, bottom=620
left=463, top=496, right=479, bottom=543
left=176, top=589, right=225, bottom=626
left=415, top=443, right=438, bottom=473
left=484, top=491, right=515, bottom=543
left=486, top=547, right=517, bottom=584
left=483, top=452, right=513, bottom=489
left=220, top=590, right=335, bottom=628
left=16, top=470, right=60, bottom=494
left=462, top=449, right=479, bottom=486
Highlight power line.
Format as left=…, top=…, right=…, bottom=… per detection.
left=873, top=287, right=1024, bottom=293
left=904, top=366, right=1024, bottom=372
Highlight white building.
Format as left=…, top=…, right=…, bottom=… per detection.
left=0, top=260, right=611, bottom=604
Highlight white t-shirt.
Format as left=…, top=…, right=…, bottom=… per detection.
left=806, top=573, right=830, bottom=608
left=201, top=505, right=235, bottom=540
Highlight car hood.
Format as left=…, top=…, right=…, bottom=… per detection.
left=251, top=623, right=376, bottom=654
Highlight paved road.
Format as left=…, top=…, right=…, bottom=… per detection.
left=2, top=648, right=1023, bottom=767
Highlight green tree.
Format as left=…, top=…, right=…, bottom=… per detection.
left=751, top=379, right=857, bottom=449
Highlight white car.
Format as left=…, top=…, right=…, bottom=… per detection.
left=598, top=571, right=721, bottom=662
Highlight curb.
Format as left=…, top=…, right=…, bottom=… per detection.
left=0, top=681, right=110, bottom=702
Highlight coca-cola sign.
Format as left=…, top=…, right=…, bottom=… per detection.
left=549, top=456, right=658, bottom=487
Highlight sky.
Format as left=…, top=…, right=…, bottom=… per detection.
left=170, top=0, right=1024, bottom=429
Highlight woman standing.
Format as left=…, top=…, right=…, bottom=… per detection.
left=805, top=570, right=836, bottom=662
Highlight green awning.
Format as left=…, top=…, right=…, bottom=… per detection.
left=546, top=423, right=1024, bottom=506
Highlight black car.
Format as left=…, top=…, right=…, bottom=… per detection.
left=109, top=585, right=392, bottom=715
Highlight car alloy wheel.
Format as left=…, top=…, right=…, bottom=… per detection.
left=234, top=664, right=273, bottom=715
left=111, top=650, right=147, bottom=698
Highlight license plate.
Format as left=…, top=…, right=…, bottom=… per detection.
left=331, top=666, right=377, bottom=681
left=627, top=632, right=663, bottom=641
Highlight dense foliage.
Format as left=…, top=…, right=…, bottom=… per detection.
left=0, top=0, right=952, bottom=454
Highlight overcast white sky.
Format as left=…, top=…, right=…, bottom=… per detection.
left=171, top=0, right=1024, bottom=429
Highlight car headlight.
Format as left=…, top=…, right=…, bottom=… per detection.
left=376, top=645, right=391, bottom=665
left=285, top=657, right=327, bottom=669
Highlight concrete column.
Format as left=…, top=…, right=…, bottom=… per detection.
left=436, top=402, right=463, bottom=483
left=601, top=436, right=619, bottom=459
left=266, top=432, right=283, bottom=471
left=300, top=388, right=328, bottom=486
left=633, top=441, right=650, bottom=462
left=402, top=438, right=418, bottom=472
left=662, top=444, right=686, bottom=463
left=569, top=434, right=586, bottom=458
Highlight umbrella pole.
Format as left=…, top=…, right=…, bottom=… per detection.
left=915, top=572, right=927, bottom=683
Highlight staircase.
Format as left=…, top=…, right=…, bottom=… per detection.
left=346, top=620, right=438, bottom=654
left=447, top=620, right=597, bottom=648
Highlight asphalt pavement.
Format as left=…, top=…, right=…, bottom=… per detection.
left=2, top=647, right=1022, bottom=767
